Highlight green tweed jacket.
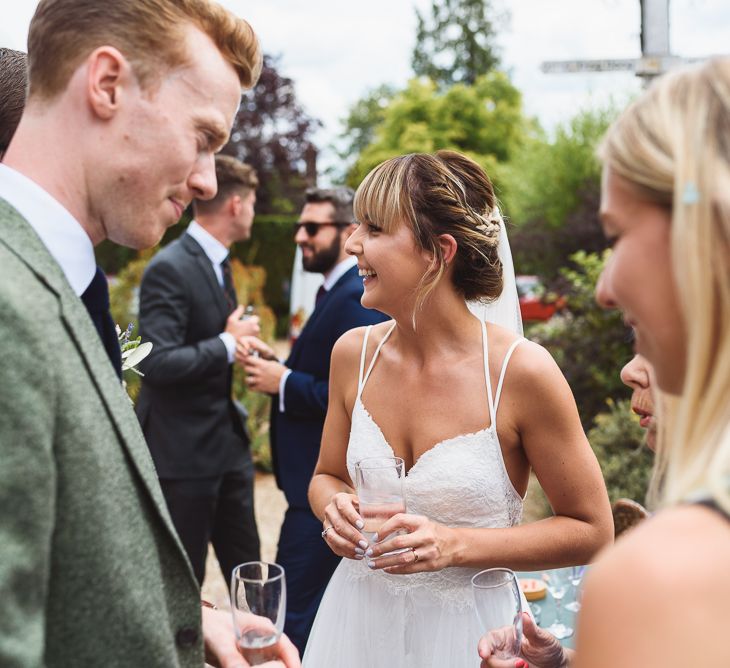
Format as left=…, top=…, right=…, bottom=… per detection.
left=0, top=199, right=204, bottom=667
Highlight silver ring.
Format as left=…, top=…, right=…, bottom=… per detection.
left=411, top=547, right=419, bottom=563
left=321, top=526, right=334, bottom=539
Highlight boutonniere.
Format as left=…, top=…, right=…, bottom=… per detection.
left=117, top=323, right=153, bottom=375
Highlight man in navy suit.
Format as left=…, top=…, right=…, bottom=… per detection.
left=240, top=187, right=388, bottom=654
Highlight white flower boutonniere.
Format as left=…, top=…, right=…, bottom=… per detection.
left=116, top=323, right=153, bottom=376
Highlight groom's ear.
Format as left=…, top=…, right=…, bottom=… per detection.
left=437, top=234, right=458, bottom=266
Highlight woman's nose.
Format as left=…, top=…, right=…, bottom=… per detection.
left=345, top=226, right=362, bottom=256
left=595, top=264, right=617, bottom=310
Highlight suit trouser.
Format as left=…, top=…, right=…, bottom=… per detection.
left=159, top=453, right=260, bottom=585
left=276, top=506, right=341, bottom=656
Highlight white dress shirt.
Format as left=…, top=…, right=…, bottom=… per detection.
left=279, top=256, right=358, bottom=412
left=186, top=220, right=236, bottom=362
left=0, top=164, right=95, bottom=296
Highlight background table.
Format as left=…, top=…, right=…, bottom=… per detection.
left=518, top=570, right=582, bottom=649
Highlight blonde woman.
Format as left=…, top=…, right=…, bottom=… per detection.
left=480, top=59, right=730, bottom=668
left=303, top=151, right=612, bottom=667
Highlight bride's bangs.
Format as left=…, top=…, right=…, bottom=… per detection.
left=354, top=157, right=413, bottom=234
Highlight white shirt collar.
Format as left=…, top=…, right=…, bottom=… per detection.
left=187, top=219, right=229, bottom=266
left=323, top=256, right=357, bottom=291
left=0, top=164, right=95, bottom=296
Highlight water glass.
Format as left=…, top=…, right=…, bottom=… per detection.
left=565, top=564, right=586, bottom=613
left=355, top=456, right=406, bottom=559
left=542, top=568, right=573, bottom=640
left=471, top=568, right=523, bottom=660
left=230, top=561, right=286, bottom=665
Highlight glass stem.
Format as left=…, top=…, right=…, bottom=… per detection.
left=555, top=597, right=562, bottom=625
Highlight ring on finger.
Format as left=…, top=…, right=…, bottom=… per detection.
left=411, top=547, right=419, bottom=563
left=321, top=525, right=335, bottom=539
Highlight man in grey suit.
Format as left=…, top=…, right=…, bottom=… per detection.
left=0, top=1, right=298, bottom=667
left=137, top=155, right=261, bottom=585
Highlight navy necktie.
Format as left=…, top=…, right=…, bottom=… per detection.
left=81, top=267, right=122, bottom=379
left=315, top=284, right=327, bottom=307
left=221, top=257, right=237, bottom=314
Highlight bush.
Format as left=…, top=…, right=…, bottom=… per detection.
left=109, top=251, right=278, bottom=471
left=588, top=399, right=654, bottom=505
left=530, top=250, right=633, bottom=429
left=233, top=215, right=298, bottom=339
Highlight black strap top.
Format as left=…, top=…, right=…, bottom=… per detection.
left=696, top=498, right=730, bottom=521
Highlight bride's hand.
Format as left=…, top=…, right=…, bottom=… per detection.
left=321, top=492, right=369, bottom=561
left=364, top=513, right=456, bottom=574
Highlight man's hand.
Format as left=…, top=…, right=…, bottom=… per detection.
left=225, top=306, right=261, bottom=339
left=235, top=336, right=277, bottom=363
left=242, top=354, right=287, bottom=395
left=202, top=606, right=301, bottom=668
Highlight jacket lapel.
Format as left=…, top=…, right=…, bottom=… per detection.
left=0, top=202, right=184, bottom=547
left=289, top=266, right=358, bottom=363
left=181, top=233, right=230, bottom=318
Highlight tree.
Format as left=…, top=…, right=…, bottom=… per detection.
left=346, top=72, right=527, bottom=188
left=222, top=54, right=321, bottom=215
left=411, top=0, right=502, bottom=88
left=335, top=84, right=396, bottom=180
left=503, top=106, right=618, bottom=280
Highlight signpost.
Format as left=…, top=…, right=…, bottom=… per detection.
left=541, top=0, right=715, bottom=83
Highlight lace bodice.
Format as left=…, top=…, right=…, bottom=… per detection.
left=342, top=321, right=524, bottom=609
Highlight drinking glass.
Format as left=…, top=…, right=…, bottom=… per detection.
left=230, top=561, right=286, bottom=665
left=565, top=564, right=586, bottom=613
left=542, top=568, right=573, bottom=639
left=355, top=456, right=406, bottom=561
left=471, top=568, right=523, bottom=660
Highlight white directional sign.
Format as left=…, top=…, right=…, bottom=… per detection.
left=541, top=59, right=637, bottom=74
left=540, top=0, right=720, bottom=83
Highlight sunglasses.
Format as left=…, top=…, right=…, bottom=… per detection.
left=293, top=221, right=352, bottom=237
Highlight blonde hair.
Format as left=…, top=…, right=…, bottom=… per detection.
left=600, top=58, right=730, bottom=513
left=354, top=150, right=503, bottom=318
left=27, top=0, right=262, bottom=100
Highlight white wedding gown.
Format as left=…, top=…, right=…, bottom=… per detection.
left=303, top=320, right=527, bottom=667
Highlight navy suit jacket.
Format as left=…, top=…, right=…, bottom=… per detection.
left=271, top=265, right=388, bottom=508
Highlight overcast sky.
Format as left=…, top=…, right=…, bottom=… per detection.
left=2, top=1, right=728, bottom=179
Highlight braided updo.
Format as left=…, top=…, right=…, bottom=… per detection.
left=353, top=150, right=503, bottom=312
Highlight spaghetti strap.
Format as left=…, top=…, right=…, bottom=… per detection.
left=357, top=325, right=373, bottom=394
left=357, top=321, right=397, bottom=399
left=481, top=321, right=496, bottom=428
left=493, top=338, right=524, bottom=418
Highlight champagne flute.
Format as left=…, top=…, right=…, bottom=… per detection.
left=471, top=568, right=523, bottom=660
left=542, top=568, right=573, bottom=640
left=230, top=561, right=286, bottom=665
left=565, top=564, right=586, bottom=613
left=355, top=456, right=406, bottom=562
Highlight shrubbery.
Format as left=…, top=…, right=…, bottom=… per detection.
left=587, top=399, right=654, bottom=504
left=529, top=250, right=633, bottom=429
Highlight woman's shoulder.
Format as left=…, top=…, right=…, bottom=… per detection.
left=331, top=320, right=395, bottom=367
left=581, top=504, right=730, bottom=629
left=484, top=322, right=560, bottom=384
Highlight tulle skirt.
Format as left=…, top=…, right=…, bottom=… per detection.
left=303, top=558, right=489, bottom=668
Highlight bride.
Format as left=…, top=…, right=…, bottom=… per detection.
left=303, top=150, right=612, bottom=667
